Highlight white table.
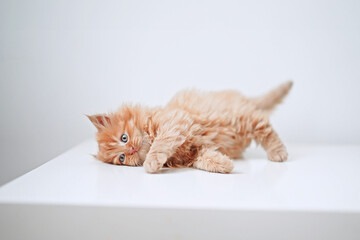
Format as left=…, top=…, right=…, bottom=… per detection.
left=0, top=140, right=359, bottom=240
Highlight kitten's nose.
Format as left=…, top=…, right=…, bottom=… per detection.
left=129, top=147, right=137, bottom=155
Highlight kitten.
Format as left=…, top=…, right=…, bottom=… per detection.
left=88, top=81, right=292, bottom=174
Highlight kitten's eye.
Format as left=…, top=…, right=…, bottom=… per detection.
left=121, top=134, right=128, bottom=143
left=119, top=153, right=125, bottom=163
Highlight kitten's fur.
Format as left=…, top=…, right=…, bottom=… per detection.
left=88, top=81, right=292, bottom=174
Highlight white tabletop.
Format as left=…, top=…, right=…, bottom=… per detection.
left=1, top=140, right=359, bottom=213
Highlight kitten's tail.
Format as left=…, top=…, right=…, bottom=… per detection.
left=251, top=81, right=293, bottom=112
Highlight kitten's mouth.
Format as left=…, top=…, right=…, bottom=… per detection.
left=129, top=147, right=138, bottom=155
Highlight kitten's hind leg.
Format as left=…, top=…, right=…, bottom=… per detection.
left=245, top=111, right=288, bottom=162
left=192, top=148, right=234, bottom=173
left=260, top=130, right=288, bottom=162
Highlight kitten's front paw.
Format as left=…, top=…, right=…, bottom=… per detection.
left=143, top=153, right=167, bottom=173
left=218, top=159, right=234, bottom=174
left=268, top=148, right=288, bottom=162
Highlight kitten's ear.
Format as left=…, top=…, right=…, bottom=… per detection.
left=86, top=114, right=111, bottom=131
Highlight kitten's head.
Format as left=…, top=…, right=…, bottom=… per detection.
left=87, top=105, right=152, bottom=166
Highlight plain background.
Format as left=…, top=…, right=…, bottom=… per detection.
left=0, top=0, right=359, bottom=186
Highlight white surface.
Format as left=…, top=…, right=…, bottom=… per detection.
left=1, top=140, right=360, bottom=240
left=0, top=140, right=359, bottom=213
left=1, top=0, right=360, bottom=186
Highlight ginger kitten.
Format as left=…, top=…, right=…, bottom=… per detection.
left=88, top=81, right=292, bottom=174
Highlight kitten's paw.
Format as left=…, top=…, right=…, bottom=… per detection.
left=143, top=159, right=162, bottom=173
left=143, top=153, right=167, bottom=173
left=218, top=159, right=234, bottom=173
left=192, top=150, right=234, bottom=174
left=268, top=148, right=288, bottom=162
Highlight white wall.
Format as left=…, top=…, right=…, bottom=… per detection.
left=1, top=0, right=359, bottom=185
